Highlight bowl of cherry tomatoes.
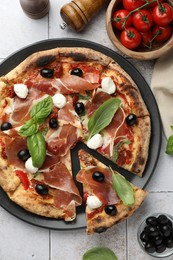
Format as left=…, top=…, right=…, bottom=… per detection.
left=106, top=0, right=173, bottom=60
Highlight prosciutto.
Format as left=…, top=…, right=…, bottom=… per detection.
left=76, top=166, right=120, bottom=205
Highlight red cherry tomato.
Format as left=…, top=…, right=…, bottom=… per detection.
left=133, top=10, right=153, bottom=32
left=153, top=3, right=173, bottom=26
left=120, top=27, right=142, bottom=49
left=123, top=0, right=144, bottom=11
left=140, top=30, right=153, bottom=46
left=152, top=24, right=172, bottom=42
left=112, top=9, right=133, bottom=30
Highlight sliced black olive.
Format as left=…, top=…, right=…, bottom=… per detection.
left=17, top=149, right=30, bottom=162
left=126, top=113, right=137, bottom=126
left=75, top=102, right=85, bottom=115
left=105, top=205, right=117, bottom=216
left=40, top=68, right=54, bottom=78
left=49, top=118, right=58, bottom=129
left=70, top=68, right=83, bottom=77
left=35, top=184, right=48, bottom=195
left=1, top=122, right=12, bottom=131
left=92, top=171, right=105, bottom=182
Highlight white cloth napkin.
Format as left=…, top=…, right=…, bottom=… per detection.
left=151, top=49, right=173, bottom=139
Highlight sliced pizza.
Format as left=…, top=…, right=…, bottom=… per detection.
left=76, top=149, right=148, bottom=234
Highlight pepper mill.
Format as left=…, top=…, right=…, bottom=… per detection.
left=19, top=0, right=50, bottom=19
left=60, top=0, right=110, bottom=31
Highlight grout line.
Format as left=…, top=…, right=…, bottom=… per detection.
left=49, top=229, right=51, bottom=260
left=149, top=191, right=173, bottom=194
left=126, top=219, right=128, bottom=260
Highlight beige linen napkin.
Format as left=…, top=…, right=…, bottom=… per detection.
left=151, top=49, right=173, bottom=139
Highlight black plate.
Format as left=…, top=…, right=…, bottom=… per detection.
left=0, top=38, right=161, bottom=230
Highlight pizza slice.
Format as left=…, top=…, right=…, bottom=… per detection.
left=76, top=149, right=148, bottom=234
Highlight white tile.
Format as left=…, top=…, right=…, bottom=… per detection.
left=0, top=207, right=49, bottom=260
left=127, top=192, right=173, bottom=260
left=0, top=0, right=48, bottom=58
left=51, top=222, right=126, bottom=260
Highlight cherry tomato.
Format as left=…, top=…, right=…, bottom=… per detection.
left=140, top=30, right=153, bottom=46
left=120, top=27, right=142, bottom=49
left=133, top=10, right=153, bottom=32
left=123, top=0, right=144, bottom=11
left=112, top=9, right=133, bottom=30
left=153, top=3, right=173, bottom=26
left=152, top=24, right=172, bottom=42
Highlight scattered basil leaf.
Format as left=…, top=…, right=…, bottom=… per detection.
left=88, top=98, right=121, bottom=140
left=111, top=168, right=135, bottom=206
left=82, top=247, right=118, bottom=260
left=166, top=125, right=173, bottom=155
left=19, top=119, right=37, bottom=137
left=30, top=96, right=52, bottom=120
left=112, top=139, right=131, bottom=162
left=27, top=131, right=46, bottom=168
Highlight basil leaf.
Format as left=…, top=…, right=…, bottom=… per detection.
left=19, top=119, right=38, bottom=137
left=112, top=139, right=131, bottom=162
left=111, top=169, right=134, bottom=206
left=166, top=135, right=173, bottom=155
left=27, top=131, right=46, bottom=168
left=88, top=98, right=121, bottom=139
left=30, top=96, right=52, bottom=120
left=83, top=247, right=118, bottom=260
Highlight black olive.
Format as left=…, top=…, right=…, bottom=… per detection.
left=70, top=68, right=83, bottom=77
left=140, top=230, right=149, bottom=242
left=17, top=149, right=30, bottom=162
left=161, top=224, right=172, bottom=238
left=126, top=113, right=137, bottom=126
left=35, top=184, right=48, bottom=195
left=146, top=216, right=158, bottom=226
left=40, top=68, right=54, bottom=78
left=157, top=214, right=169, bottom=226
left=49, top=118, right=58, bottom=129
left=1, top=122, right=12, bottom=131
left=144, top=242, right=156, bottom=253
left=105, top=205, right=117, bottom=216
left=75, top=102, right=85, bottom=115
left=152, top=234, right=163, bottom=246
left=156, top=243, right=166, bottom=253
left=92, top=171, right=105, bottom=182
left=165, top=237, right=173, bottom=248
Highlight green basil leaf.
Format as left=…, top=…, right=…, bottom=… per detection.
left=27, top=131, right=46, bottom=168
left=166, top=135, right=173, bottom=155
left=88, top=98, right=121, bottom=139
left=30, top=96, right=52, bottom=120
left=112, top=139, right=131, bottom=162
left=83, top=247, right=118, bottom=260
left=19, top=119, right=38, bottom=137
left=111, top=168, right=134, bottom=206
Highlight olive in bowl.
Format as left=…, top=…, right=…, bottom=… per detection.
left=137, top=213, right=173, bottom=258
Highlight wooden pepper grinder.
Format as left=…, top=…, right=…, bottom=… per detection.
left=19, top=0, right=50, bottom=19
left=60, top=0, right=110, bottom=31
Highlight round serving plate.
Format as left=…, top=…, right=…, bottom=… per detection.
left=0, top=38, right=162, bottom=230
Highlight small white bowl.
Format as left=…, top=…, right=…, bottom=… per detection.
left=137, top=212, right=173, bottom=258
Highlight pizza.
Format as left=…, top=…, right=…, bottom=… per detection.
left=0, top=46, right=150, bottom=231
left=76, top=149, right=148, bottom=234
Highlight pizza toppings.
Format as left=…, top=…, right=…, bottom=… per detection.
left=86, top=195, right=103, bottom=209
left=70, top=68, right=83, bottom=77
left=35, top=184, right=49, bottom=195
left=17, top=149, right=30, bottom=162
left=92, top=171, right=105, bottom=182
left=40, top=68, right=54, bottom=78
left=101, top=77, right=116, bottom=94
left=104, top=205, right=117, bottom=216
left=75, top=102, right=85, bottom=115
left=126, top=113, right=137, bottom=126
left=87, top=133, right=103, bottom=150
left=13, top=83, right=29, bottom=99
left=0, top=122, right=12, bottom=131
left=25, top=157, right=39, bottom=174
left=49, top=118, right=58, bottom=129
left=15, top=170, right=30, bottom=190
left=52, top=93, right=66, bottom=108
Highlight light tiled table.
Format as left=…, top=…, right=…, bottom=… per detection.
left=0, top=1, right=173, bottom=259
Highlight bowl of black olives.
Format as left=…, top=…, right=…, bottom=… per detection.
left=137, top=213, right=173, bottom=258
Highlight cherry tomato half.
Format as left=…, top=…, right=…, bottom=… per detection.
left=152, top=24, right=172, bottom=42
left=153, top=3, right=173, bottom=26
left=112, top=9, right=133, bottom=30
left=120, top=27, right=142, bottom=49
left=133, top=10, right=153, bottom=32
left=123, top=0, right=144, bottom=11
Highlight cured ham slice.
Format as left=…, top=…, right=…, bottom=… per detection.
left=76, top=166, right=120, bottom=205
left=53, top=75, right=100, bottom=94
